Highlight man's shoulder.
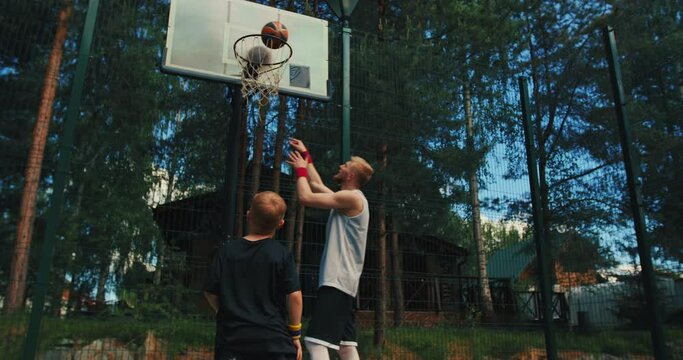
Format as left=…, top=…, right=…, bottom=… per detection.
left=335, top=189, right=365, bottom=199
left=335, top=188, right=361, bottom=194
left=333, top=189, right=365, bottom=214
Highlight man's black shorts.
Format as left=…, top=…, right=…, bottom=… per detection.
left=215, top=348, right=296, bottom=360
left=304, top=286, right=357, bottom=350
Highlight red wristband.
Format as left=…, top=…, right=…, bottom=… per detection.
left=295, top=167, right=307, bottom=178
left=301, top=151, right=312, bottom=164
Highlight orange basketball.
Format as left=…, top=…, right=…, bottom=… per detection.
left=261, top=21, right=288, bottom=49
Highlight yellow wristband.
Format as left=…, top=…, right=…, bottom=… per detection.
left=288, top=323, right=302, bottom=339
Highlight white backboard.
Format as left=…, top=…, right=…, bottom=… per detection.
left=163, top=0, right=330, bottom=101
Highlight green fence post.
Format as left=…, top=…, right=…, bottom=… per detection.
left=518, top=77, right=558, bottom=360
left=340, top=22, right=351, bottom=163
left=328, top=1, right=358, bottom=163
left=22, top=1, right=100, bottom=359
left=602, top=26, right=668, bottom=359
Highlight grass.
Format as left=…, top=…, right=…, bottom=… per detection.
left=0, top=314, right=215, bottom=357
left=357, top=326, right=682, bottom=359
left=356, top=327, right=546, bottom=359
left=1, top=315, right=681, bottom=359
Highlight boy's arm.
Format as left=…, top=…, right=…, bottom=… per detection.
left=204, top=292, right=219, bottom=314
left=287, top=291, right=303, bottom=329
left=204, top=249, right=222, bottom=314
left=287, top=291, right=303, bottom=360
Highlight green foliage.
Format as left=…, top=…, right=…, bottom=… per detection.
left=611, top=277, right=674, bottom=330
left=325, top=0, right=525, bottom=244
left=552, top=229, right=615, bottom=273
left=1, top=4, right=680, bottom=357
left=502, top=0, right=626, bottom=274
left=116, top=283, right=203, bottom=320
left=596, top=0, right=683, bottom=263
left=481, top=220, right=528, bottom=253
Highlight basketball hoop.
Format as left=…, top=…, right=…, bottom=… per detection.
left=234, top=34, right=292, bottom=105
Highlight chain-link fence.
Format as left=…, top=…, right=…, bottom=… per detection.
left=1, top=0, right=681, bottom=359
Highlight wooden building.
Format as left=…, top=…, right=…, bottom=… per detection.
left=151, top=191, right=473, bottom=318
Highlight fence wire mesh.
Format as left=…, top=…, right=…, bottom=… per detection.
left=1, top=0, right=681, bottom=359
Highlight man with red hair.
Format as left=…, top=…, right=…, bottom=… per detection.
left=287, top=138, right=373, bottom=360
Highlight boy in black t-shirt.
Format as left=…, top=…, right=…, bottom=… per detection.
left=205, top=191, right=303, bottom=360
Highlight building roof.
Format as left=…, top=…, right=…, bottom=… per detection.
left=413, top=234, right=469, bottom=257
left=486, top=240, right=535, bottom=279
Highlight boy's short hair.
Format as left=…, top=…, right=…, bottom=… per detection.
left=249, top=191, right=287, bottom=234
left=350, top=156, right=374, bottom=187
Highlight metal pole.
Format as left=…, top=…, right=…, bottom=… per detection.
left=602, top=26, right=668, bottom=359
left=22, top=1, right=100, bottom=358
left=223, top=88, right=244, bottom=239
left=340, top=20, right=351, bottom=163
left=518, top=77, right=557, bottom=360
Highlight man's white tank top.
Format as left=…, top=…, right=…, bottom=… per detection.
left=319, top=190, right=369, bottom=297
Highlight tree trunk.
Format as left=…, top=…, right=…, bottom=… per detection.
left=529, top=27, right=555, bottom=284
left=58, top=178, right=87, bottom=317
left=236, top=108, right=249, bottom=237
left=154, top=233, right=166, bottom=286
left=74, top=282, right=84, bottom=313
left=374, top=208, right=388, bottom=348
left=286, top=195, right=297, bottom=251
left=272, top=96, right=288, bottom=193
left=292, top=98, right=309, bottom=271
left=294, top=203, right=305, bottom=273
left=5, top=2, right=73, bottom=313
left=465, top=81, right=494, bottom=319
left=373, top=2, right=388, bottom=352
left=250, top=100, right=270, bottom=198
left=95, top=260, right=109, bottom=312
left=374, top=144, right=388, bottom=349
left=390, top=220, right=404, bottom=326
left=57, top=273, right=69, bottom=317
left=155, top=112, right=181, bottom=285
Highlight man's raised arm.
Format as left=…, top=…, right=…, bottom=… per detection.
left=287, top=152, right=360, bottom=211
left=288, top=138, right=332, bottom=194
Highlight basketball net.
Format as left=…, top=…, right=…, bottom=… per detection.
left=234, top=34, right=292, bottom=106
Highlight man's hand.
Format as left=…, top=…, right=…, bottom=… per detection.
left=287, top=151, right=308, bottom=169
left=293, top=339, right=302, bottom=360
left=288, top=141, right=333, bottom=194
left=289, top=138, right=307, bottom=153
